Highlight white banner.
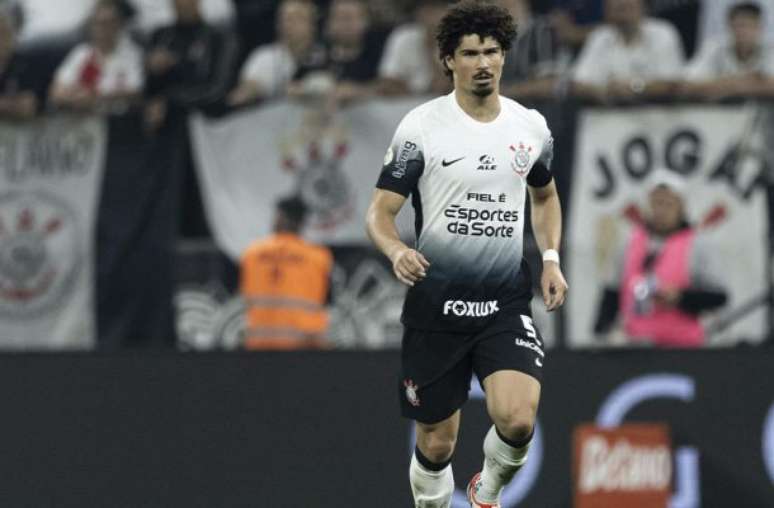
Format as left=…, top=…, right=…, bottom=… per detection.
left=0, top=116, right=106, bottom=349
left=567, top=105, right=769, bottom=347
left=190, top=98, right=424, bottom=260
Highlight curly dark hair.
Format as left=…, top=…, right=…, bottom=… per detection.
left=436, top=1, right=517, bottom=77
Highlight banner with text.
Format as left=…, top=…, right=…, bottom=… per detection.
left=0, top=116, right=106, bottom=349
left=567, top=105, right=769, bottom=346
left=189, top=99, right=424, bottom=260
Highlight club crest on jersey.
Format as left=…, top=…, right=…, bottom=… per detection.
left=510, top=142, right=532, bottom=175
left=404, top=379, right=420, bottom=407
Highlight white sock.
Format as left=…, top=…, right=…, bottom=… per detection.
left=409, top=452, right=455, bottom=508
left=476, top=425, right=532, bottom=503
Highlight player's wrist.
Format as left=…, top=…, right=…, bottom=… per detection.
left=386, top=243, right=410, bottom=263
left=542, top=248, right=560, bottom=264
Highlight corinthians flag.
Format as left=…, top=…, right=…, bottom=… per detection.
left=0, top=116, right=106, bottom=349
left=189, top=98, right=424, bottom=260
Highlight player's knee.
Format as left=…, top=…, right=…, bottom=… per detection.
left=417, top=429, right=457, bottom=463
left=492, top=408, right=535, bottom=443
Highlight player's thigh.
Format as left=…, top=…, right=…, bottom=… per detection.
left=472, top=320, right=545, bottom=432
left=399, top=327, right=473, bottom=425
left=481, top=369, right=541, bottom=428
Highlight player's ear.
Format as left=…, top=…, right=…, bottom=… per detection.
left=444, top=54, right=455, bottom=73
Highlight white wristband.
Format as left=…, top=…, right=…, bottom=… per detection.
left=542, top=249, right=560, bottom=264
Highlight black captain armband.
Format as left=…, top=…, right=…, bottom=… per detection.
left=526, top=162, right=552, bottom=187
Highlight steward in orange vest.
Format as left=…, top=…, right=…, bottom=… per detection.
left=240, top=196, right=333, bottom=350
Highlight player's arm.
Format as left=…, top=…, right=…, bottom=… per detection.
left=528, top=177, right=568, bottom=311
left=366, top=189, right=429, bottom=287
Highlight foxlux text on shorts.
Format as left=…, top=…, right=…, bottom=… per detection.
left=443, top=300, right=500, bottom=317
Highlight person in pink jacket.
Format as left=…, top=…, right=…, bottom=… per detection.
left=594, top=170, right=728, bottom=347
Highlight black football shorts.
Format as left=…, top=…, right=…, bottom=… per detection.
left=397, top=307, right=545, bottom=424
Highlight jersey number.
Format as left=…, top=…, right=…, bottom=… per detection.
left=521, top=315, right=541, bottom=344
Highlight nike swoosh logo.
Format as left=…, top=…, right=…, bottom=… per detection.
left=441, top=157, right=465, bottom=167
left=535, top=357, right=543, bottom=367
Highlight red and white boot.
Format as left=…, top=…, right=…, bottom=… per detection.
left=466, top=472, right=500, bottom=508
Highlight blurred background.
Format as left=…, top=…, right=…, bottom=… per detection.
left=0, top=0, right=773, bottom=506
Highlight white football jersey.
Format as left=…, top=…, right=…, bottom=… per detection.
left=377, top=92, right=554, bottom=332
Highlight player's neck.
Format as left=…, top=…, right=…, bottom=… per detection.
left=454, top=89, right=501, bottom=123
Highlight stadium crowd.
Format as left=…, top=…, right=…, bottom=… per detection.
left=2, top=0, right=773, bottom=350
left=4, top=0, right=772, bottom=120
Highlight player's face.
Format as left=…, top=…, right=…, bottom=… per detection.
left=445, top=35, right=504, bottom=98
left=649, top=186, right=683, bottom=234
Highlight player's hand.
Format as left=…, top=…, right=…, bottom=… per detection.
left=390, top=247, right=430, bottom=287
left=541, top=261, right=568, bottom=311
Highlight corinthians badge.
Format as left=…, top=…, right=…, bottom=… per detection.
left=510, top=142, right=533, bottom=176
left=403, top=379, right=421, bottom=407
left=0, top=190, right=81, bottom=319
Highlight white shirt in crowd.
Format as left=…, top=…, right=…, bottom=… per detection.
left=573, top=18, right=684, bottom=85
left=239, top=43, right=297, bottom=98
left=130, top=0, right=234, bottom=34
left=696, top=0, right=774, bottom=52
left=53, top=35, right=144, bottom=94
left=17, top=0, right=235, bottom=43
left=378, top=23, right=433, bottom=94
left=686, top=40, right=774, bottom=80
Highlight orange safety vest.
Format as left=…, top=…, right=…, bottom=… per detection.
left=240, top=233, right=333, bottom=350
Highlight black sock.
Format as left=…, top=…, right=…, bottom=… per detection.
left=496, top=427, right=533, bottom=449
left=415, top=445, right=451, bottom=472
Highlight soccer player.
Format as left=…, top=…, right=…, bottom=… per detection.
left=365, top=2, right=567, bottom=507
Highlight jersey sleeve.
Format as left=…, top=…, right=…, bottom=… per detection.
left=526, top=112, right=554, bottom=188
left=375, top=112, right=425, bottom=197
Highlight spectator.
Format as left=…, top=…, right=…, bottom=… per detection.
left=571, top=0, right=684, bottom=104
left=0, top=7, right=42, bottom=119
left=130, top=0, right=234, bottom=36
left=321, top=0, right=385, bottom=104
left=498, top=0, right=574, bottom=100
left=364, top=0, right=408, bottom=31
left=695, top=0, right=774, bottom=54
left=377, top=0, right=450, bottom=96
left=549, top=0, right=603, bottom=54
left=680, top=2, right=774, bottom=101
left=49, top=0, right=143, bottom=113
left=16, top=0, right=94, bottom=45
left=593, top=170, right=728, bottom=348
left=227, top=0, right=325, bottom=105
left=144, top=0, right=237, bottom=129
left=240, top=196, right=333, bottom=350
